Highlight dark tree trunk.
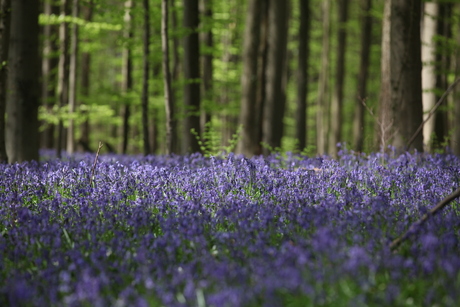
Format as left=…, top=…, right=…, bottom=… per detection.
left=141, top=0, right=151, bottom=155
left=236, top=0, right=264, bottom=156
left=0, top=0, right=11, bottom=163
left=262, top=0, right=289, bottom=155
left=161, top=0, right=176, bottom=154
left=378, top=0, right=423, bottom=152
left=353, top=0, right=372, bottom=152
left=41, top=0, right=60, bottom=150
left=121, top=0, right=133, bottom=154
left=295, top=0, right=310, bottom=152
left=56, top=0, right=70, bottom=158
left=182, top=0, right=201, bottom=153
left=6, top=0, right=40, bottom=162
left=329, top=0, right=348, bottom=157
left=79, top=0, right=92, bottom=151
left=200, top=0, right=213, bottom=133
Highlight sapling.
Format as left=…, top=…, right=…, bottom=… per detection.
left=89, top=142, right=103, bottom=187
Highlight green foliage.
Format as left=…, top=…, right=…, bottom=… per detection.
left=191, top=122, right=242, bottom=157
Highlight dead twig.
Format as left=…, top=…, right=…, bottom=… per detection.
left=406, top=78, right=460, bottom=149
left=390, top=186, right=460, bottom=251
left=89, top=142, right=103, bottom=187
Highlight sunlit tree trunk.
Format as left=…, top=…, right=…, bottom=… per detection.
left=6, top=0, right=40, bottom=163
left=262, top=0, right=289, bottom=155
left=295, top=0, right=310, bottom=152
left=67, top=0, right=79, bottom=154
left=421, top=2, right=438, bottom=152
left=0, top=0, right=11, bottom=163
left=329, top=0, right=348, bottom=157
left=316, top=0, right=330, bottom=155
left=56, top=0, right=70, bottom=158
left=236, top=0, right=263, bottom=156
left=41, top=0, right=60, bottom=150
left=141, top=0, right=151, bottom=155
left=120, top=0, right=133, bottom=154
left=182, top=0, right=201, bottom=153
left=353, top=0, right=372, bottom=152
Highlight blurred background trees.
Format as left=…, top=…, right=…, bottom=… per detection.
left=1, top=0, right=460, bottom=162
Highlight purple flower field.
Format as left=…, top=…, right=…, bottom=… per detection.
left=1, top=150, right=460, bottom=306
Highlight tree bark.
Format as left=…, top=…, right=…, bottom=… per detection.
left=41, top=0, right=60, bottom=150
left=421, top=2, right=438, bottom=151
left=262, top=0, right=289, bottom=155
left=378, top=0, right=423, bottom=152
left=6, top=0, right=40, bottom=163
left=182, top=0, right=201, bottom=153
left=161, top=0, right=175, bottom=155
left=0, top=0, right=11, bottom=163
left=200, top=0, right=212, bottom=134
left=353, top=0, right=372, bottom=152
left=56, top=0, right=70, bottom=158
left=295, top=0, right=310, bottom=152
left=67, top=0, right=79, bottom=154
left=316, top=0, right=330, bottom=155
left=120, top=0, right=133, bottom=154
left=141, top=0, right=151, bottom=155
left=236, top=0, right=263, bottom=156
left=329, top=0, right=349, bottom=157
left=79, top=0, right=93, bottom=152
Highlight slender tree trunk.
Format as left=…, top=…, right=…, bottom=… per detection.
left=236, top=0, right=263, bottom=156
left=141, top=0, right=151, bottom=155
left=79, top=0, right=92, bottom=152
left=41, top=1, right=60, bottom=150
left=262, top=0, right=289, bottom=155
left=329, top=0, right=348, bottom=157
left=353, top=0, right=372, bottom=152
left=379, top=0, right=423, bottom=152
left=200, top=0, right=212, bottom=134
left=57, top=0, right=70, bottom=158
left=0, top=0, right=11, bottom=163
left=316, top=0, right=330, bottom=155
left=421, top=2, right=438, bottom=152
left=182, top=0, right=201, bottom=153
left=161, top=0, right=175, bottom=155
left=434, top=3, right=451, bottom=150
left=120, top=0, right=133, bottom=154
left=6, top=0, right=40, bottom=163
left=295, top=0, right=310, bottom=152
left=67, top=0, right=79, bottom=154
left=453, top=5, right=460, bottom=155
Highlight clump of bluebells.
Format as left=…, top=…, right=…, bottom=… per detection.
left=1, top=150, right=460, bottom=306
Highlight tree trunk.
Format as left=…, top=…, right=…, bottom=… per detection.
left=261, top=0, right=288, bottom=155
left=41, top=0, right=60, bottom=150
left=434, top=3, right=451, bottom=150
left=453, top=5, right=460, bottom=155
left=421, top=2, right=438, bottom=151
left=79, top=0, right=92, bottom=152
left=236, top=0, right=263, bottom=156
left=6, top=0, right=40, bottom=163
left=161, top=0, right=176, bottom=155
left=56, top=0, right=70, bottom=158
left=200, top=0, right=212, bottom=134
left=316, top=0, right=330, bottom=155
left=182, top=0, right=201, bottom=153
left=329, top=0, right=348, bottom=157
left=0, top=0, right=11, bottom=163
left=141, top=0, right=151, bottom=155
left=120, top=0, right=133, bottom=154
left=379, top=0, right=423, bottom=152
left=295, top=0, right=310, bottom=152
left=67, top=0, right=79, bottom=154
left=353, top=0, right=372, bottom=152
